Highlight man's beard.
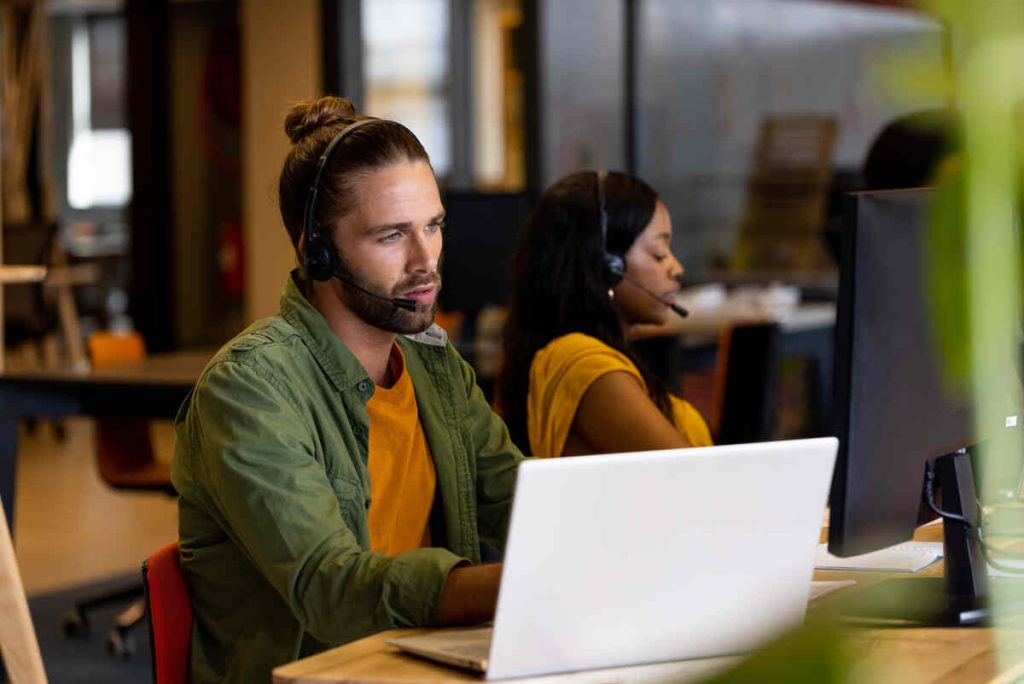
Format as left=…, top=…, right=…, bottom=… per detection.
left=335, top=260, right=441, bottom=335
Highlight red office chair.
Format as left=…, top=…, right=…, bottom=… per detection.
left=142, top=542, right=192, bottom=684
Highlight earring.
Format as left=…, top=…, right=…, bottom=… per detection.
left=608, top=288, right=615, bottom=300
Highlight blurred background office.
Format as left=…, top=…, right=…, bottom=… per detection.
left=3, top=0, right=946, bottom=355
left=0, top=0, right=950, bottom=678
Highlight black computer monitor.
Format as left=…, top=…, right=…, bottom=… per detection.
left=829, top=188, right=1020, bottom=625
left=438, top=191, right=535, bottom=314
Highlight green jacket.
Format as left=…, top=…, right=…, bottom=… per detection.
left=172, top=275, right=522, bottom=683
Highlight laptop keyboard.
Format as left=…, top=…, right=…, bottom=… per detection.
left=442, top=640, right=491, bottom=660
left=434, top=628, right=493, bottom=660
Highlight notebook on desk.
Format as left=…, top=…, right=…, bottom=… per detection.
left=815, top=541, right=943, bottom=573
left=388, top=437, right=839, bottom=680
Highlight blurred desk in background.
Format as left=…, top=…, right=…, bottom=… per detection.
left=694, top=268, right=839, bottom=297
left=0, top=349, right=211, bottom=529
left=633, top=289, right=836, bottom=440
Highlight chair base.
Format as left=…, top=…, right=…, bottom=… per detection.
left=62, top=581, right=146, bottom=660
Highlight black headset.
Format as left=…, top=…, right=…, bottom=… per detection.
left=301, top=117, right=412, bottom=282
left=594, top=170, right=689, bottom=318
left=595, top=170, right=626, bottom=287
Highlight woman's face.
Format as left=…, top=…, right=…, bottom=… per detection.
left=611, top=200, right=684, bottom=325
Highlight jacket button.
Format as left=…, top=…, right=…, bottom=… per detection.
left=357, top=380, right=371, bottom=393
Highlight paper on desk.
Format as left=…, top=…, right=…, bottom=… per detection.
left=809, top=580, right=856, bottom=601
left=815, top=541, right=943, bottom=573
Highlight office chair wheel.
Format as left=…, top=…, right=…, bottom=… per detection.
left=61, top=608, right=89, bottom=638
left=105, top=630, right=136, bottom=661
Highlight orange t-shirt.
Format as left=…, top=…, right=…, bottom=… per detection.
left=365, top=345, right=436, bottom=555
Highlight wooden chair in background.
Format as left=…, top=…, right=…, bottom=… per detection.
left=731, top=115, right=837, bottom=273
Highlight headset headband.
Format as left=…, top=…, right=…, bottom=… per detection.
left=595, top=170, right=625, bottom=286
left=302, top=118, right=384, bottom=248
left=596, top=169, right=609, bottom=249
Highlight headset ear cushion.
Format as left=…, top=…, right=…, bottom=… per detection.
left=304, top=234, right=338, bottom=282
left=604, top=252, right=626, bottom=287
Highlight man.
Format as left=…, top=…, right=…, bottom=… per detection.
left=172, top=97, right=522, bottom=683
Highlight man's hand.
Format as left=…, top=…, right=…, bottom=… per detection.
left=433, top=563, right=502, bottom=625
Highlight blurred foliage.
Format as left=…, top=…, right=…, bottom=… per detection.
left=923, top=0, right=1024, bottom=672
left=921, top=0, right=1024, bottom=503
left=699, top=622, right=853, bottom=684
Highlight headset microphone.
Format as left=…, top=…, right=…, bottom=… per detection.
left=621, top=273, right=690, bottom=319
left=332, top=269, right=418, bottom=312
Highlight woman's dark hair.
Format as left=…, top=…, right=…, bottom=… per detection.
left=496, top=170, right=674, bottom=453
left=278, top=95, right=431, bottom=255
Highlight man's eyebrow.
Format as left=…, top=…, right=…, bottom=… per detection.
left=366, top=221, right=411, bottom=234
left=366, top=211, right=446, bottom=234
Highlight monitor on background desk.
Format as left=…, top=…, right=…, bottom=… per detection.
left=829, top=188, right=1022, bottom=625
left=438, top=191, right=534, bottom=316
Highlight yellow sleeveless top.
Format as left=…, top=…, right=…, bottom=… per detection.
left=527, top=333, right=712, bottom=458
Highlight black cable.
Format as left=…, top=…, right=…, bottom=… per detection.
left=923, top=459, right=1024, bottom=575
left=924, top=460, right=975, bottom=527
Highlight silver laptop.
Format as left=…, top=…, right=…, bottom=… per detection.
left=388, top=437, right=838, bottom=680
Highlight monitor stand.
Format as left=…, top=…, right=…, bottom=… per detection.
left=830, top=449, right=992, bottom=626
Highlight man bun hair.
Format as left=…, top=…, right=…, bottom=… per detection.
left=283, top=96, right=359, bottom=145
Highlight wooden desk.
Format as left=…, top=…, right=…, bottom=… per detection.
left=273, top=524, right=1024, bottom=684
left=0, top=350, right=211, bottom=528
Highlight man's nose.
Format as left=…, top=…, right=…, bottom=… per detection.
left=408, top=230, right=440, bottom=273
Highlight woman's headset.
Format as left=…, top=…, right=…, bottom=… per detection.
left=593, top=170, right=688, bottom=318
left=595, top=170, right=627, bottom=287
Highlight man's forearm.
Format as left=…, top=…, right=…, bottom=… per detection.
left=433, top=563, right=502, bottom=625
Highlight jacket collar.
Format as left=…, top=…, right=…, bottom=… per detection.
left=278, top=272, right=370, bottom=393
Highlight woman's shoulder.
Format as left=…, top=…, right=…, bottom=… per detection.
left=538, top=332, right=614, bottom=357
left=534, top=333, right=637, bottom=376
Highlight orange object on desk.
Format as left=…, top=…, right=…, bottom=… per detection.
left=88, top=330, right=146, bottom=367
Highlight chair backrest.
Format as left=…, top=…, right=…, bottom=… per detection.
left=0, top=495, right=48, bottom=684
left=87, top=331, right=175, bottom=492
left=143, top=542, right=191, bottom=684
left=88, top=330, right=146, bottom=367
left=713, top=322, right=782, bottom=444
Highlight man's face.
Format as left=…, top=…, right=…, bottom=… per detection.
left=331, top=160, right=445, bottom=334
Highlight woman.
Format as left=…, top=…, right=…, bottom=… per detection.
left=497, top=170, right=712, bottom=458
